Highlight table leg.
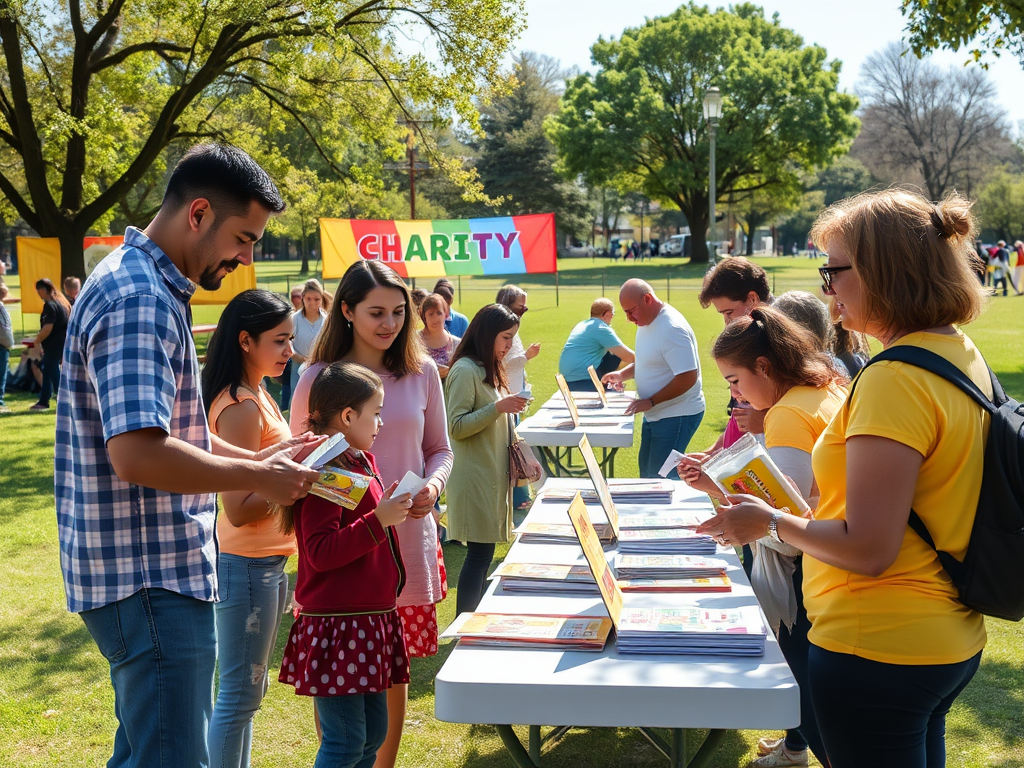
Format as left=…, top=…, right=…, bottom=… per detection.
left=529, top=725, right=541, bottom=765
left=637, top=727, right=727, bottom=768
left=494, top=724, right=539, bottom=768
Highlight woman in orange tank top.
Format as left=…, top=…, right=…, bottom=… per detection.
left=201, top=289, right=296, bottom=768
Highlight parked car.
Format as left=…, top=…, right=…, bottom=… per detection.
left=662, top=234, right=690, bottom=257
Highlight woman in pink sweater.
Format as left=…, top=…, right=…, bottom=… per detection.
left=290, top=260, right=452, bottom=768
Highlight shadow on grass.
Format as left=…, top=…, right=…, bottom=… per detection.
left=0, top=613, right=102, bottom=701
left=453, top=725, right=751, bottom=768
left=952, top=653, right=1024, bottom=752
left=992, top=367, right=1024, bottom=402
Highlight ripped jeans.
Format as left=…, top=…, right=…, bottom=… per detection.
left=209, top=553, right=290, bottom=768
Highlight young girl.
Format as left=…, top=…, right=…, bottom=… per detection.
left=680, top=306, right=847, bottom=768
left=202, top=289, right=297, bottom=768
left=279, top=362, right=413, bottom=768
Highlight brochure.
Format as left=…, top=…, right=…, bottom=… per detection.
left=586, top=365, right=610, bottom=407
left=441, top=612, right=613, bottom=651
left=310, top=466, right=372, bottom=510
left=301, top=433, right=349, bottom=469
left=702, top=432, right=812, bottom=516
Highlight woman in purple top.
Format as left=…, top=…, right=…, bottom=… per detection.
left=418, top=293, right=460, bottom=378
left=290, top=260, right=453, bottom=768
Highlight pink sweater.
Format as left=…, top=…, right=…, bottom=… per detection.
left=290, top=359, right=454, bottom=606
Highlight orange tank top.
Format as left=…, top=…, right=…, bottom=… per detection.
left=209, top=385, right=297, bottom=558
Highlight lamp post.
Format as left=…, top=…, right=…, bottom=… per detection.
left=703, top=86, right=723, bottom=264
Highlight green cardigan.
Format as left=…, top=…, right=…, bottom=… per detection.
left=443, top=357, right=514, bottom=544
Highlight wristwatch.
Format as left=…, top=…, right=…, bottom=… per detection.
left=768, top=511, right=784, bottom=543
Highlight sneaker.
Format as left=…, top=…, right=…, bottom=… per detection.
left=749, top=743, right=808, bottom=767
left=29, top=403, right=50, bottom=411
left=757, top=737, right=786, bottom=756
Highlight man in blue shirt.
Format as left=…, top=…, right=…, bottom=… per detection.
left=558, top=298, right=635, bottom=391
left=55, top=144, right=322, bottom=768
left=434, top=278, right=469, bottom=337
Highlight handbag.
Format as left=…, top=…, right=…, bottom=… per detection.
left=507, top=415, right=536, bottom=486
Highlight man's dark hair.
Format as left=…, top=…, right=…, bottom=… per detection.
left=162, top=144, right=286, bottom=221
left=433, top=278, right=455, bottom=304
left=698, top=256, right=771, bottom=307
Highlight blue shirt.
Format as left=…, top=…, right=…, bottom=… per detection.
left=55, top=227, right=217, bottom=613
left=444, top=309, right=469, bottom=338
left=558, top=317, right=625, bottom=381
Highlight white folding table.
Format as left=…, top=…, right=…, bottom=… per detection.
left=434, top=479, right=800, bottom=768
left=518, top=392, right=637, bottom=477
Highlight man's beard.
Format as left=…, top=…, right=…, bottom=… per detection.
left=195, top=230, right=241, bottom=291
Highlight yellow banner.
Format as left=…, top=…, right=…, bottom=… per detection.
left=192, top=263, right=257, bottom=305
left=16, top=237, right=62, bottom=315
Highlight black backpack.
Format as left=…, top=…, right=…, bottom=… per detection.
left=850, top=345, right=1024, bottom=621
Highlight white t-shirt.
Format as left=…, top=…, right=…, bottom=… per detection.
left=504, top=332, right=528, bottom=394
left=634, top=304, right=704, bottom=420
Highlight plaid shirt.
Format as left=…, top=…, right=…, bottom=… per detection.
left=55, top=227, right=217, bottom=613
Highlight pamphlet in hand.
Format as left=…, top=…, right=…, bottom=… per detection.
left=301, top=433, right=349, bottom=469
left=702, top=432, right=811, bottom=516
left=394, top=471, right=429, bottom=499
left=658, top=449, right=686, bottom=478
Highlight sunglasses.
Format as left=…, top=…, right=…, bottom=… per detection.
left=819, top=265, right=852, bottom=295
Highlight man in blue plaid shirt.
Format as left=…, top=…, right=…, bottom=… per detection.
left=55, top=145, right=322, bottom=768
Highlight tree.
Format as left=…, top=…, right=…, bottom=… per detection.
left=814, top=155, right=877, bottom=206
left=902, top=1, right=1024, bottom=65
left=545, top=3, right=859, bottom=263
left=0, top=0, right=524, bottom=277
left=729, top=175, right=801, bottom=256
left=854, top=43, right=1011, bottom=201
left=977, top=169, right=1024, bottom=241
left=434, top=52, right=592, bottom=242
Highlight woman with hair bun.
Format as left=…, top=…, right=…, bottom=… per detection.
left=681, top=305, right=846, bottom=767
left=698, top=189, right=991, bottom=767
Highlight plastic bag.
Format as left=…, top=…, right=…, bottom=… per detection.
left=702, top=433, right=811, bottom=516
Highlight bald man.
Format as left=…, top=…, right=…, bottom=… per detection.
left=602, top=279, right=704, bottom=478
left=558, top=297, right=635, bottom=391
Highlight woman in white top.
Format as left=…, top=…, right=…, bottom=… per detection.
left=290, top=279, right=328, bottom=393
left=494, top=284, right=540, bottom=394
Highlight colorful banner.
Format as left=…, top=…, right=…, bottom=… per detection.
left=319, top=213, right=557, bottom=280
left=16, top=235, right=257, bottom=312
left=16, top=237, right=62, bottom=314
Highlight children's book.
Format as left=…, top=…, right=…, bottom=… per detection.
left=441, top=612, right=613, bottom=651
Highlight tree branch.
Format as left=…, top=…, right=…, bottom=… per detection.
left=0, top=166, right=41, bottom=230
left=89, top=41, right=194, bottom=73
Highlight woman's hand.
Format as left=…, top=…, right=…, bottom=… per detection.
left=496, top=394, right=529, bottom=414
left=374, top=482, right=413, bottom=528
left=677, top=459, right=723, bottom=498
left=525, top=458, right=543, bottom=483
left=525, top=342, right=541, bottom=360
left=696, top=494, right=774, bottom=547
left=409, top=481, right=440, bottom=519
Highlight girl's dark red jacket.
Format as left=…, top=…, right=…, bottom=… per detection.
left=292, top=451, right=405, bottom=615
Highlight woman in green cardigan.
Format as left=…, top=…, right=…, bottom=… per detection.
left=445, top=304, right=542, bottom=614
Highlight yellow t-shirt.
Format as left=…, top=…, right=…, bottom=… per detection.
left=765, top=382, right=847, bottom=454
left=804, top=330, right=990, bottom=664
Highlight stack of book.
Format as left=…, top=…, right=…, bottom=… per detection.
left=616, top=527, right=718, bottom=555
left=440, top=612, right=614, bottom=651
left=617, top=512, right=704, bottom=529
left=514, top=521, right=614, bottom=544
left=613, top=554, right=729, bottom=580
left=540, top=479, right=676, bottom=505
left=492, top=561, right=732, bottom=595
left=615, top=606, right=767, bottom=656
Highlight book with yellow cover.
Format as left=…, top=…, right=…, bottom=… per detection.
left=441, top=612, right=613, bottom=651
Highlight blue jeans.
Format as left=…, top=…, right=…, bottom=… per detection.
left=639, top=411, right=704, bottom=478
left=565, top=352, right=622, bottom=391
left=314, top=691, right=389, bottom=768
left=80, top=588, right=217, bottom=768
left=0, top=346, right=9, bottom=405
left=37, top=346, right=62, bottom=406
left=809, top=645, right=982, bottom=768
left=209, top=554, right=290, bottom=768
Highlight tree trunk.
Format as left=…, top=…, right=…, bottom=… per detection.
left=688, top=202, right=710, bottom=265
left=746, top=229, right=755, bottom=256
left=56, top=225, right=87, bottom=282
left=300, top=229, right=310, bottom=274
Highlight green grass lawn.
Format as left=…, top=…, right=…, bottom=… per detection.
left=2, top=257, right=1022, bottom=767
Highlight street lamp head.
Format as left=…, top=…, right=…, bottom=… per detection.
left=703, top=86, right=723, bottom=122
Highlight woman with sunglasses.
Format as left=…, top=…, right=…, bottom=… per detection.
left=698, top=189, right=990, bottom=767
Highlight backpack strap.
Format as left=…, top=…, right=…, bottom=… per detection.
left=851, top=345, right=1001, bottom=414
left=847, top=343, right=997, bottom=573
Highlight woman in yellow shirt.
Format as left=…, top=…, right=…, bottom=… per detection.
left=683, top=305, right=846, bottom=767
left=698, top=189, right=990, bottom=768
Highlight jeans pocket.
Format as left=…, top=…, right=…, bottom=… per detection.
left=217, top=557, right=234, bottom=604
left=82, top=602, right=127, bottom=664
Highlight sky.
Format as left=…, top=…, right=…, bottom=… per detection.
left=511, top=0, right=1024, bottom=127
